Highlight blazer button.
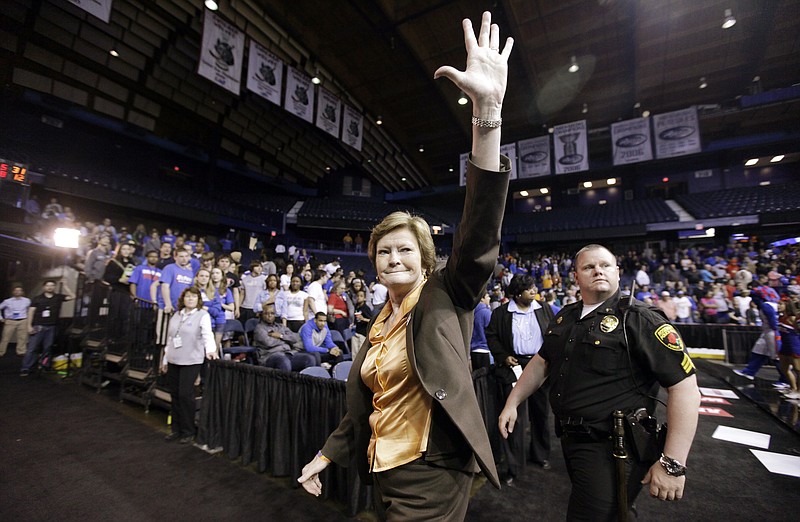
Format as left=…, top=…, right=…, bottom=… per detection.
left=434, top=389, right=447, bottom=400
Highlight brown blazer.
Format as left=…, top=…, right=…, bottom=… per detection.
left=321, top=157, right=510, bottom=489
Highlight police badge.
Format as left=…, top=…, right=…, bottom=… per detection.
left=599, top=315, right=619, bottom=333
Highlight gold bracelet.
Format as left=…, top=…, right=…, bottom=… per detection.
left=472, top=116, right=502, bottom=128
left=316, top=451, right=331, bottom=463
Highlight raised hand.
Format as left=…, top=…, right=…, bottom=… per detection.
left=434, top=11, right=514, bottom=119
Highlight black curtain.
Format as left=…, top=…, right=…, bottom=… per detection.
left=197, top=362, right=372, bottom=516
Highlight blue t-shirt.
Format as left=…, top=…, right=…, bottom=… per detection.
left=161, top=234, right=176, bottom=245
left=128, top=264, right=161, bottom=302
left=158, top=263, right=194, bottom=309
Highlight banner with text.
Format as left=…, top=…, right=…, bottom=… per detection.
left=316, top=88, right=341, bottom=138
left=198, top=10, right=244, bottom=96
left=341, top=105, right=363, bottom=151
left=500, top=143, right=518, bottom=180
left=611, top=117, right=653, bottom=165
left=459, top=152, right=469, bottom=187
left=284, top=67, right=315, bottom=123
left=67, top=0, right=113, bottom=23
left=653, top=107, right=701, bottom=159
left=246, top=40, right=283, bottom=106
left=517, top=136, right=551, bottom=178
left=553, top=120, right=589, bottom=174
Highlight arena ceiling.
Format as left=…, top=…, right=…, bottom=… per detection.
left=2, top=0, right=799, bottom=193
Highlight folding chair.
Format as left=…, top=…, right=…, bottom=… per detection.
left=299, top=366, right=331, bottom=379
left=332, top=361, right=353, bottom=381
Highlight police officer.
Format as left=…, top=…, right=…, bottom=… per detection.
left=499, top=244, right=700, bottom=520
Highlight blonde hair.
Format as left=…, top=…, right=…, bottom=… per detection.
left=368, top=211, right=436, bottom=276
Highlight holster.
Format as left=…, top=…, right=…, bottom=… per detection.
left=624, top=408, right=667, bottom=464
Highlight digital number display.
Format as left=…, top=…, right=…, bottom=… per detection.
left=0, top=160, right=29, bottom=183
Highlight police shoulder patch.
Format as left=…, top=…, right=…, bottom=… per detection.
left=654, top=324, right=685, bottom=351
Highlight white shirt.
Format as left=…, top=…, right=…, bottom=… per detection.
left=306, top=281, right=327, bottom=315
left=371, top=283, right=388, bottom=306
left=282, top=290, right=309, bottom=321
left=508, top=300, right=544, bottom=356
left=675, top=296, right=693, bottom=319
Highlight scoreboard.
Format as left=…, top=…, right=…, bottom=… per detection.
left=0, top=159, right=29, bottom=183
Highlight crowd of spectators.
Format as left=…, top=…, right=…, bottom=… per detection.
left=6, top=201, right=799, bottom=383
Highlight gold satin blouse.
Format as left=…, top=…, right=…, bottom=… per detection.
left=361, top=282, right=432, bottom=472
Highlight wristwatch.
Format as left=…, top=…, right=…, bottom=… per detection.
left=659, top=453, right=687, bottom=477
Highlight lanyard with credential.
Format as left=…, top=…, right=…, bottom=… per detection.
left=173, top=311, right=194, bottom=349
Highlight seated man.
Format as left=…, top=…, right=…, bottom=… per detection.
left=298, top=312, right=343, bottom=367
left=253, top=304, right=315, bottom=372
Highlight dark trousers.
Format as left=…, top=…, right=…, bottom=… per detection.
left=21, top=325, right=58, bottom=371
left=561, top=434, right=651, bottom=521
left=470, top=352, right=491, bottom=371
left=372, top=459, right=473, bottom=521
left=501, top=382, right=551, bottom=476
left=262, top=352, right=316, bottom=372
left=167, top=363, right=202, bottom=437
left=286, top=320, right=305, bottom=333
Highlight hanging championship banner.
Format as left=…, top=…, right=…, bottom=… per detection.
left=517, top=136, right=551, bottom=178
left=283, top=67, right=315, bottom=123
left=316, top=88, right=341, bottom=138
left=611, top=117, right=653, bottom=165
left=653, top=107, right=701, bottom=159
left=500, top=143, right=518, bottom=180
left=246, top=40, right=283, bottom=106
left=67, top=0, right=112, bottom=23
left=458, top=152, right=469, bottom=187
left=553, top=120, right=589, bottom=174
left=341, top=105, right=363, bottom=151
left=198, top=10, right=244, bottom=96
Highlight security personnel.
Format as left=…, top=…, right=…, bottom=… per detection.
left=499, top=244, right=700, bottom=520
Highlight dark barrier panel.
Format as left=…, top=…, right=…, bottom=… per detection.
left=197, top=361, right=506, bottom=517
left=197, top=361, right=372, bottom=516
left=676, top=324, right=761, bottom=364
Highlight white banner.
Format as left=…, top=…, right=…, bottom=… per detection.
left=67, top=0, right=112, bottom=23
left=316, top=88, right=341, bottom=138
left=611, top=117, right=653, bottom=165
left=500, top=143, right=518, bottom=180
left=198, top=10, right=244, bottom=96
left=553, top=120, right=589, bottom=174
left=459, top=152, right=469, bottom=187
left=284, top=67, right=315, bottom=123
left=653, top=107, right=701, bottom=159
left=341, top=105, right=363, bottom=151
left=517, top=136, right=551, bottom=178
left=246, top=40, right=283, bottom=106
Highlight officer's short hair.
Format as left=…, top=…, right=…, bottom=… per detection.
left=573, top=244, right=615, bottom=270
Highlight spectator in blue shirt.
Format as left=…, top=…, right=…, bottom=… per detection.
left=298, top=312, right=342, bottom=367
left=470, top=290, right=492, bottom=370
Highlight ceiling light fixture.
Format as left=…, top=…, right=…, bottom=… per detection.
left=607, top=178, right=617, bottom=185
left=745, top=158, right=758, bottom=166
left=109, top=49, right=119, bottom=57
left=722, top=8, right=736, bottom=29
left=583, top=181, right=592, bottom=188
left=376, top=115, right=383, bottom=125
left=568, top=55, right=579, bottom=73
left=311, top=70, right=321, bottom=85
left=418, top=144, right=424, bottom=153
left=540, top=188, right=549, bottom=195
left=519, top=190, right=529, bottom=197
left=401, top=177, right=407, bottom=181
left=699, top=77, right=708, bottom=89
left=458, top=91, right=469, bottom=105
left=771, top=155, right=784, bottom=163
left=448, top=166, right=454, bottom=172
left=204, top=0, right=219, bottom=11
left=642, top=110, right=650, bottom=117
left=582, top=103, right=588, bottom=114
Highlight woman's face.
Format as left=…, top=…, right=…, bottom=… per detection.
left=375, top=227, right=424, bottom=291
left=196, top=270, right=210, bottom=287
left=286, top=264, right=294, bottom=275
left=210, top=268, right=223, bottom=284
left=267, top=275, right=278, bottom=290
left=183, top=292, right=199, bottom=309
left=352, top=279, right=363, bottom=291
left=291, top=276, right=302, bottom=292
